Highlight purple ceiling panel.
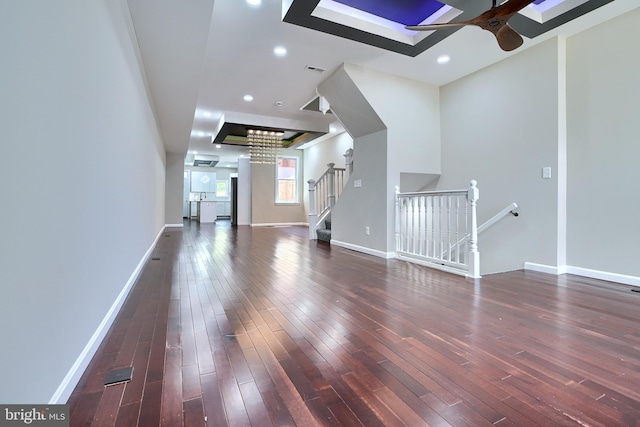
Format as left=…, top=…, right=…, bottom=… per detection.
left=333, top=0, right=446, bottom=26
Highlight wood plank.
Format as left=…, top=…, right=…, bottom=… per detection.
left=138, top=380, right=162, bottom=426
left=200, top=373, right=227, bottom=427
left=183, top=398, right=205, bottom=427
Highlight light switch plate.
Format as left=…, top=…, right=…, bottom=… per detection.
left=542, top=167, right=552, bottom=179
left=354, top=179, right=362, bottom=188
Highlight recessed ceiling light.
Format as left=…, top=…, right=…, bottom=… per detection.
left=274, top=46, right=287, bottom=57
left=203, top=111, right=212, bottom=118
left=275, top=100, right=284, bottom=107
left=246, top=0, right=261, bottom=6
left=197, top=131, right=204, bottom=137
left=437, top=55, right=450, bottom=64
left=243, top=94, right=254, bottom=102
left=193, top=151, right=198, bottom=154
left=216, top=144, right=221, bottom=148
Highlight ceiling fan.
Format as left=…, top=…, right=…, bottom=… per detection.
left=406, top=0, right=536, bottom=52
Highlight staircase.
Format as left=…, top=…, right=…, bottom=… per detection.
left=316, top=217, right=331, bottom=242
left=308, top=159, right=350, bottom=241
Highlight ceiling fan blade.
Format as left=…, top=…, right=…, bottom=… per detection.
left=406, top=0, right=533, bottom=51
left=495, top=24, right=524, bottom=51
left=406, top=22, right=467, bottom=31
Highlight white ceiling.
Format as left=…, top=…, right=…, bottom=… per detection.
left=127, top=0, right=638, bottom=167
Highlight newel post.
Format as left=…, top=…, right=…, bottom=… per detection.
left=467, top=180, right=481, bottom=278
left=327, top=163, right=336, bottom=210
left=343, top=148, right=353, bottom=181
left=394, top=186, right=401, bottom=255
left=308, top=179, right=317, bottom=240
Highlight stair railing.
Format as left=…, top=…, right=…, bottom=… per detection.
left=394, top=180, right=481, bottom=278
left=441, top=202, right=519, bottom=261
left=308, top=162, right=346, bottom=239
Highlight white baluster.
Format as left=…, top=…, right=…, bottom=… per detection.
left=468, top=180, right=481, bottom=278
left=419, top=196, right=427, bottom=256
left=438, top=195, right=443, bottom=261
left=445, top=195, right=450, bottom=262
left=431, top=196, right=436, bottom=258
left=455, top=195, right=461, bottom=264
left=407, top=197, right=415, bottom=253
left=394, top=186, right=401, bottom=254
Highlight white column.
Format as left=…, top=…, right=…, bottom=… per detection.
left=467, top=180, right=481, bottom=278
left=308, top=179, right=317, bottom=239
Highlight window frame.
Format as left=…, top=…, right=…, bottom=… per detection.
left=216, top=180, right=228, bottom=198
left=275, top=155, right=300, bottom=204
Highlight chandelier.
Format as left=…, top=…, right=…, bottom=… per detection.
left=247, top=129, right=284, bottom=164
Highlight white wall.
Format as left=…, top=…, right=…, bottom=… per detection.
left=343, top=64, right=441, bottom=253
left=251, top=148, right=307, bottom=225
left=566, top=9, right=640, bottom=277
left=332, top=130, right=389, bottom=253
left=0, top=0, right=166, bottom=403
left=438, top=39, right=562, bottom=274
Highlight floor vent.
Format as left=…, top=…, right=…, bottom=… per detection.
left=151, top=257, right=161, bottom=261
left=104, top=367, right=133, bottom=386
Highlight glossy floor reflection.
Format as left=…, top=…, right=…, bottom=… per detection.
left=68, top=220, right=640, bottom=426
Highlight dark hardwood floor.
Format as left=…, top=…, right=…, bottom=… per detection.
left=68, top=220, right=640, bottom=426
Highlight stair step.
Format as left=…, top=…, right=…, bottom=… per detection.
left=316, top=228, right=331, bottom=242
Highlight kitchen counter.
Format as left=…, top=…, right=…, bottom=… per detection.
left=197, top=200, right=217, bottom=223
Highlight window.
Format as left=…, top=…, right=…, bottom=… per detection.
left=216, top=180, right=228, bottom=198
left=276, top=156, right=299, bottom=204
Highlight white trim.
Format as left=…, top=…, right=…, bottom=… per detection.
left=275, top=155, right=300, bottom=204
left=566, top=266, right=640, bottom=287
left=524, top=262, right=567, bottom=275
left=524, top=262, right=640, bottom=287
left=49, top=226, right=167, bottom=404
left=250, top=222, right=309, bottom=228
left=165, top=223, right=184, bottom=228
left=331, top=239, right=395, bottom=259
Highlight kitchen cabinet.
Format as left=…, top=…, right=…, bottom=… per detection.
left=191, top=171, right=216, bottom=193
left=217, top=201, right=231, bottom=217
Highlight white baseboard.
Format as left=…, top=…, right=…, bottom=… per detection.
left=523, top=262, right=567, bottom=275
left=165, top=223, right=184, bottom=228
left=566, top=266, right=640, bottom=287
left=250, top=222, right=308, bottom=227
left=331, top=239, right=395, bottom=259
left=524, top=262, right=640, bottom=286
left=49, top=226, right=167, bottom=404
